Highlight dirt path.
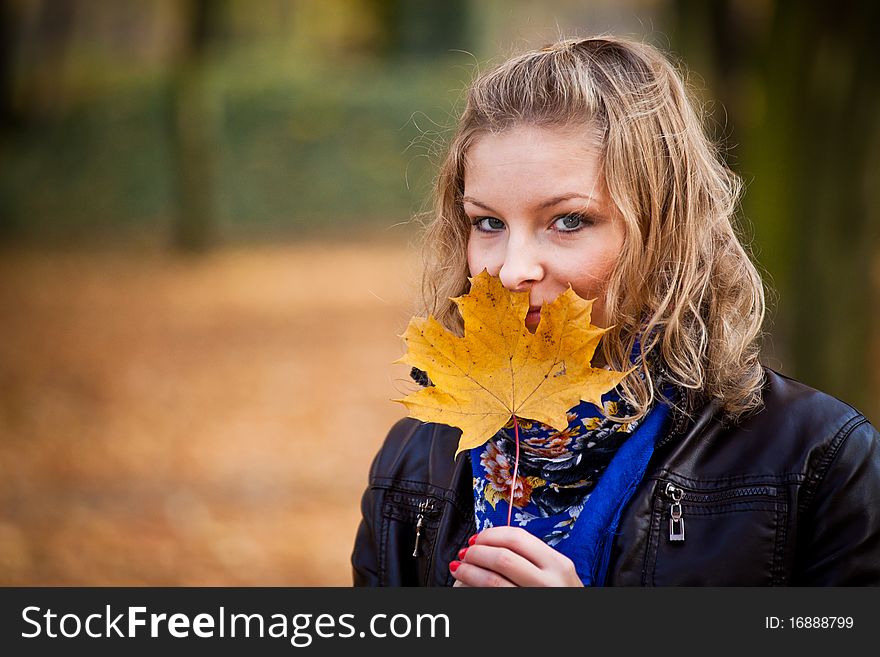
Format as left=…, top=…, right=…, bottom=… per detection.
left=0, top=240, right=423, bottom=585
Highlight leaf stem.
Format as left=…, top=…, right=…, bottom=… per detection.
left=507, top=415, right=521, bottom=526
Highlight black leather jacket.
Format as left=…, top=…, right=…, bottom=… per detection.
left=352, top=370, right=880, bottom=586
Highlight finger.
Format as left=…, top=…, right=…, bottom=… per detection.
left=461, top=544, right=546, bottom=587
left=472, top=526, right=562, bottom=570
left=450, top=560, right=517, bottom=588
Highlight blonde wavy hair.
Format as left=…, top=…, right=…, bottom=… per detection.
left=417, top=36, right=766, bottom=421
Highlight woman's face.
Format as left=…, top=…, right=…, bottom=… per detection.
left=464, top=124, right=626, bottom=330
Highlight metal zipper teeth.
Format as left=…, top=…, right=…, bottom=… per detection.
left=674, top=485, right=778, bottom=504
left=402, top=497, right=439, bottom=514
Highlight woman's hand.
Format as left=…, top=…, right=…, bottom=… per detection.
left=450, top=527, right=583, bottom=587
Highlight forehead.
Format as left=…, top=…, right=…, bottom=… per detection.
left=463, top=124, right=606, bottom=200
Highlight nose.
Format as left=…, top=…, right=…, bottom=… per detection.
left=498, top=234, right=544, bottom=292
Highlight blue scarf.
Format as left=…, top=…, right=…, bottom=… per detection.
left=469, top=390, right=672, bottom=586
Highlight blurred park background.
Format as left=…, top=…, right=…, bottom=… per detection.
left=1, top=0, right=878, bottom=585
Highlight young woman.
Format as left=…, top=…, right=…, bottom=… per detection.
left=351, top=36, right=880, bottom=586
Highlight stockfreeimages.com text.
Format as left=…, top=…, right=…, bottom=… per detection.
left=21, top=606, right=450, bottom=647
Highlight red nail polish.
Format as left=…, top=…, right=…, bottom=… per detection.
left=468, top=534, right=478, bottom=546
left=458, top=547, right=468, bottom=560
left=449, top=560, right=461, bottom=573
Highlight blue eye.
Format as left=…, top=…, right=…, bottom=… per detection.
left=473, top=217, right=505, bottom=232
left=554, top=213, right=589, bottom=232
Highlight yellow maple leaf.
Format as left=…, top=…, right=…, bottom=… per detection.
left=393, top=270, right=628, bottom=457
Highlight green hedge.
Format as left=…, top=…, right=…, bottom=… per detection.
left=0, top=54, right=472, bottom=244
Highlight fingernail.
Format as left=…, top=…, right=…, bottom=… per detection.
left=449, top=560, right=461, bottom=573
left=458, top=547, right=468, bottom=560
left=468, top=534, right=478, bottom=546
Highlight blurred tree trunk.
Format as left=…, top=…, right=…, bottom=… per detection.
left=364, top=0, right=469, bottom=58
left=669, top=0, right=880, bottom=419
left=170, top=0, right=227, bottom=253
left=0, top=0, right=76, bottom=239
left=4, top=0, right=77, bottom=122
left=794, top=1, right=880, bottom=417
left=0, top=0, right=16, bottom=131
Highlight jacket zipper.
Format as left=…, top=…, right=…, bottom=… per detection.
left=411, top=498, right=436, bottom=558
left=664, top=483, right=686, bottom=542
left=662, top=482, right=778, bottom=543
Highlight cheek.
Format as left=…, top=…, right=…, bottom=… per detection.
left=466, top=239, right=476, bottom=275
left=566, top=258, right=619, bottom=325
left=566, top=253, right=615, bottom=292
left=466, top=238, right=493, bottom=277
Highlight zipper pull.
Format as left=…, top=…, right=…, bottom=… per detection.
left=665, top=483, right=685, bottom=542
left=412, top=499, right=431, bottom=557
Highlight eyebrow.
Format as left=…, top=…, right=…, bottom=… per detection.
left=462, top=193, right=597, bottom=213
